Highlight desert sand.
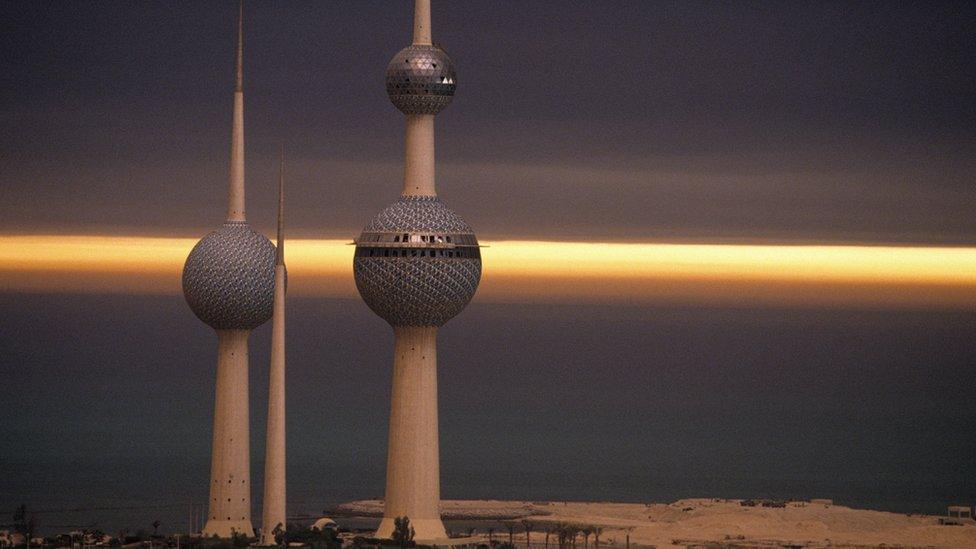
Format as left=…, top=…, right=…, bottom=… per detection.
left=333, top=498, right=976, bottom=548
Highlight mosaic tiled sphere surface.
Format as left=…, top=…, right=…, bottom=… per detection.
left=183, top=222, right=277, bottom=330
left=354, top=196, right=481, bottom=327
left=386, top=44, right=456, bottom=115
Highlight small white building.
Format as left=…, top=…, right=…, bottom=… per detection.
left=310, top=518, right=338, bottom=531
left=941, top=505, right=974, bottom=525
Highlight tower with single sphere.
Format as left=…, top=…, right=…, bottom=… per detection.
left=182, top=3, right=275, bottom=538
left=353, top=0, right=481, bottom=542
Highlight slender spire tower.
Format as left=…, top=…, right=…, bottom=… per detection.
left=260, top=149, right=287, bottom=546
left=182, top=2, right=275, bottom=538
left=354, top=0, right=480, bottom=542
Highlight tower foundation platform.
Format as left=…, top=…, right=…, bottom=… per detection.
left=202, top=519, right=254, bottom=539
left=375, top=516, right=448, bottom=543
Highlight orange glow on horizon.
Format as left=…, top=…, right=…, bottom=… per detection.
left=1, top=235, right=974, bottom=309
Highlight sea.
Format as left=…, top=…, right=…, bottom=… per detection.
left=0, top=293, right=973, bottom=535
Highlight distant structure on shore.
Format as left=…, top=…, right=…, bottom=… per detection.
left=353, top=0, right=481, bottom=542
left=260, top=150, right=288, bottom=545
left=181, top=3, right=275, bottom=538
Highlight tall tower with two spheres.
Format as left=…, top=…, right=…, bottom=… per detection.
left=354, top=0, right=481, bottom=541
left=182, top=4, right=276, bottom=538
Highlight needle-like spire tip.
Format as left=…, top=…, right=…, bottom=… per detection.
left=235, top=1, right=244, bottom=92
left=275, top=144, right=285, bottom=266
left=226, top=0, right=246, bottom=222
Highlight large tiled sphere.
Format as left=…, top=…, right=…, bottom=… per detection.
left=183, top=222, right=277, bottom=330
left=386, top=44, right=456, bottom=115
left=354, top=196, right=481, bottom=327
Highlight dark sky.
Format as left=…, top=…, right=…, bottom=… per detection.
left=2, top=1, right=974, bottom=242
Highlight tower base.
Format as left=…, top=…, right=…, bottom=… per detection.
left=204, top=330, right=254, bottom=540
left=202, top=519, right=254, bottom=539
left=375, top=326, right=446, bottom=544
left=375, top=516, right=447, bottom=543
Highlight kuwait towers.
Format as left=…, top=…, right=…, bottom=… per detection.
left=354, top=0, right=481, bottom=542
left=182, top=4, right=275, bottom=538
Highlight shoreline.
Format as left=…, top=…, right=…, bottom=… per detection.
left=327, top=498, right=976, bottom=548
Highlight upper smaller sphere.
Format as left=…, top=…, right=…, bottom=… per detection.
left=386, top=44, right=456, bottom=115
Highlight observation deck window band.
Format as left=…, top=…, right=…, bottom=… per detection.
left=355, top=247, right=481, bottom=259
left=357, top=232, right=480, bottom=245
left=353, top=241, right=482, bottom=249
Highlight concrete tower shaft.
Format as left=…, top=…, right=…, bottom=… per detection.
left=404, top=114, right=435, bottom=196
left=260, top=150, right=287, bottom=546
left=375, top=326, right=444, bottom=540
left=228, top=1, right=245, bottom=222
left=206, top=330, right=253, bottom=537
left=413, top=0, right=432, bottom=46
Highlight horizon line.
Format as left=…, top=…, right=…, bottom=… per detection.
left=1, top=235, right=974, bottom=310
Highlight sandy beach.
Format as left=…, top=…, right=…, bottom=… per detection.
left=332, top=499, right=976, bottom=548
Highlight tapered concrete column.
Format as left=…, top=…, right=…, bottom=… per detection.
left=402, top=114, right=436, bottom=197
left=260, top=264, right=287, bottom=545
left=375, top=326, right=446, bottom=542
left=204, top=329, right=254, bottom=538
left=260, top=150, right=287, bottom=545
left=412, top=0, right=432, bottom=46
